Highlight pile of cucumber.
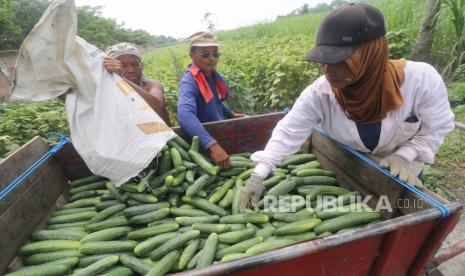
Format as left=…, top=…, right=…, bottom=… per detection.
left=8, top=136, right=381, bottom=276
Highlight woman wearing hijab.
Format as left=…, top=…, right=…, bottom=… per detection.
left=240, top=3, right=455, bottom=210
left=104, top=42, right=171, bottom=126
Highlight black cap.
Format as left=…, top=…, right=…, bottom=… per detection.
left=305, top=3, right=386, bottom=64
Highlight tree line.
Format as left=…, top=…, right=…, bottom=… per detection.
left=0, top=0, right=177, bottom=51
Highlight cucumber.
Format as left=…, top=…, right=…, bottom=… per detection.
left=219, top=168, right=246, bottom=177
left=170, top=147, right=183, bottom=167
left=20, top=240, right=80, bottom=255
left=218, top=228, right=256, bottom=244
left=31, top=229, right=85, bottom=241
left=228, top=223, right=246, bottom=231
left=134, top=232, right=178, bottom=257
left=186, top=174, right=216, bottom=197
left=99, top=265, right=134, bottom=276
left=127, top=222, right=179, bottom=240
left=52, top=207, right=96, bottom=217
left=159, top=150, right=171, bottom=175
left=120, top=254, right=151, bottom=274
left=48, top=211, right=97, bottom=225
left=196, top=233, right=218, bottom=268
left=256, top=225, right=275, bottom=239
left=89, top=204, right=126, bottom=224
left=105, top=182, right=126, bottom=203
left=314, top=211, right=381, bottom=235
left=274, top=218, right=322, bottom=235
left=173, top=136, right=190, bottom=151
left=296, top=168, right=335, bottom=177
left=150, top=230, right=200, bottom=261
left=185, top=170, right=195, bottom=184
left=47, top=221, right=88, bottom=230
left=71, top=175, right=105, bottom=187
left=208, top=178, right=235, bottom=204
left=86, top=217, right=130, bottom=232
left=317, top=231, right=332, bottom=238
left=175, top=215, right=219, bottom=226
left=120, top=182, right=144, bottom=193
left=168, top=140, right=192, bottom=162
left=289, top=160, right=320, bottom=171
left=70, top=190, right=108, bottom=202
left=100, top=194, right=115, bottom=201
left=266, top=179, right=297, bottom=197
left=170, top=207, right=209, bottom=217
left=181, top=196, right=228, bottom=216
left=229, top=156, right=249, bottom=162
left=178, top=239, right=200, bottom=270
left=147, top=218, right=176, bottom=227
left=188, top=150, right=217, bottom=175
left=60, top=197, right=101, bottom=209
left=237, top=168, right=254, bottom=180
left=128, top=207, right=170, bottom=225
left=229, top=161, right=254, bottom=169
left=4, top=264, right=70, bottom=276
left=273, top=208, right=314, bottom=223
left=297, top=185, right=349, bottom=201
left=187, top=249, right=202, bottom=270
left=215, top=236, right=263, bottom=260
left=183, top=160, right=198, bottom=169
left=315, top=203, right=371, bottom=219
left=95, top=200, right=120, bottom=211
left=72, top=255, right=119, bottom=276
left=146, top=250, right=181, bottom=276
left=245, top=239, right=295, bottom=254
left=190, top=136, right=200, bottom=151
left=125, top=192, right=158, bottom=204
left=25, top=250, right=82, bottom=265
left=192, top=223, right=231, bottom=233
left=293, top=176, right=338, bottom=186
left=172, top=171, right=187, bottom=186
left=123, top=202, right=170, bottom=217
left=169, top=193, right=180, bottom=206
left=280, top=154, right=316, bottom=167
left=78, top=254, right=125, bottom=268
left=69, top=181, right=107, bottom=195
left=278, top=232, right=316, bottom=242
left=80, top=241, right=137, bottom=255
left=150, top=166, right=186, bottom=188
left=81, top=226, right=132, bottom=243
left=220, top=253, right=252, bottom=262
left=262, top=174, right=285, bottom=188
left=220, top=213, right=269, bottom=224
left=219, top=189, right=234, bottom=208
left=232, top=179, right=243, bottom=215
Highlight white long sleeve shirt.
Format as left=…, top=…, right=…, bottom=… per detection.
left=252, top=61, right=455, bottom=178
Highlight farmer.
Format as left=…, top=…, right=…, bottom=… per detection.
left=104, top=42, right=171, bottom=126
left=178, top=31, right=245, bottom=169
left=240, top=3, right=455, bottom=210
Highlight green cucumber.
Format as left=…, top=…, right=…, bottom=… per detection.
left=232, top=179, right=243, bottom=215
left=220, top=213, right=269, bottom=224
left=186, top=174, right=216, bottom=197
left=25, top=250, right=82, bottom=265
left=295, top=168, right=335, bottom=177
left=188, top=150, right=217, bottom=175
left=159, top=150, right=171, bottom=175
left=218, top=228, right=256, bottom=244
left=219, top=168, right=246, bottom=177
left=215, top=236, right=263, bottom=260
left=60, top=197, right=101, bottom=209
left=273, top=208, right=314, bottom=223
left=192, top=223, right=231, bottom=233
left=128, top=207, right=170, bottom=225
left=237, top=168, right=254, bottom=180
left=170, top=207, right=209, bottom=217
left=178, top=239, right=199, bottom=270
left=4, top=264, right=70, bottom=276
left=105, top=182, right=126, bottom=203
left=123, top=202, right=170, bottom=217
left=48, top=211, right=97, bottom=225
left=81, top=226, right=132, bottom=243
left=71, top=175, right=105, bottom=187
left=245, top=239, right=295, bottom=254
left=278, top=232, right=316, bottom=242
left=80, top=241, right=137, bottom=255
left=72, top=255, right=119, bottom=276
left=70, top=190, right=108, bottom=202
left=120, top=254, right=151, bottom=274
left=196, top=233, right=218, bottom=268
left=125, top=192, right=158, bottom=204
left=262, top=174, right=285, bottom=188
left=280, top=154, right=316, bottom=167
left=99, top=265, right=134, bottom=276
left=220, top=253, right=252, bottom=262
left=31, top=229, right=85, bottom=241
left=190, top=136, right=200, bottom=151
left=297, top=185, right=349, bottom=200
left=146, top=250, right=180, bottom=276
left=219, top=189, right=234, bottom=208
left=208, top=178, right=235, bottom=204
left=89, top=204, right=126, bottom=224
left=52, top=207, right=96, bottom=217
left=170, top=147, right=183, bottom=167
left=274, top=218, right=322, bottom=235
left=127, top=221, right=179, bottom=240
left=95, top=200, right=120, bottom=211
left=175, top=215, right=219, bottom=226
left=19, top=240, right=80, bottom=255
left=47, top=221, right=88, bottom=230
left=168, top=140, right=192, bottom=162
left=181, top=196, right=228, bottom=216
left=134, top=232, right=178, bottom=257
left=185, top=170, right=195, bottom=184
left=314, top=211, right=381, bottom=235
left=256, top=225, right=275, bottom=239
left=293, top=176, right=338, bottom=186
left=172, top=136, right=191, bottom=151
left=150, top=166, right=186, bottom=188
left=68, top=181, right=107, bottom=195
left=149, top=230, right=200, bottom=260
left=86, top=217, right=130, bottom=232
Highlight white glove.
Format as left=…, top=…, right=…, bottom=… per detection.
left=239, top=174, right=265, bottom=212
left=379, top=154, right=424, bottom=187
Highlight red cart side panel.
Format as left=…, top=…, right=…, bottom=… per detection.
left=370, top=219, right=435, bottom=275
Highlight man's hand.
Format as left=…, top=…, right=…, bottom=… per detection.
left=103, top=57, right=122, bottom=74
left=239, top=174, right=265, bottom=212
left=379, top=154, right=424, bottom=187
left=233, top=112, right=247, bottom=118
left=209, top=143, right=230, bottom=169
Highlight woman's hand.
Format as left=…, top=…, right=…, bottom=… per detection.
left=209, top=143, right=230, bottom=169
left=103, top=57, right=122, bottom=74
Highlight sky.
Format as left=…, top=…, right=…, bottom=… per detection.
left=74, top=0, right=331, bottom=38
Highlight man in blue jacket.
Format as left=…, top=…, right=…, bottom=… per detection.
left=178, top=31, right=244, bottom=169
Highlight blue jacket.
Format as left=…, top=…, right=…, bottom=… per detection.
left=178, top=68, right=233, bottom=149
